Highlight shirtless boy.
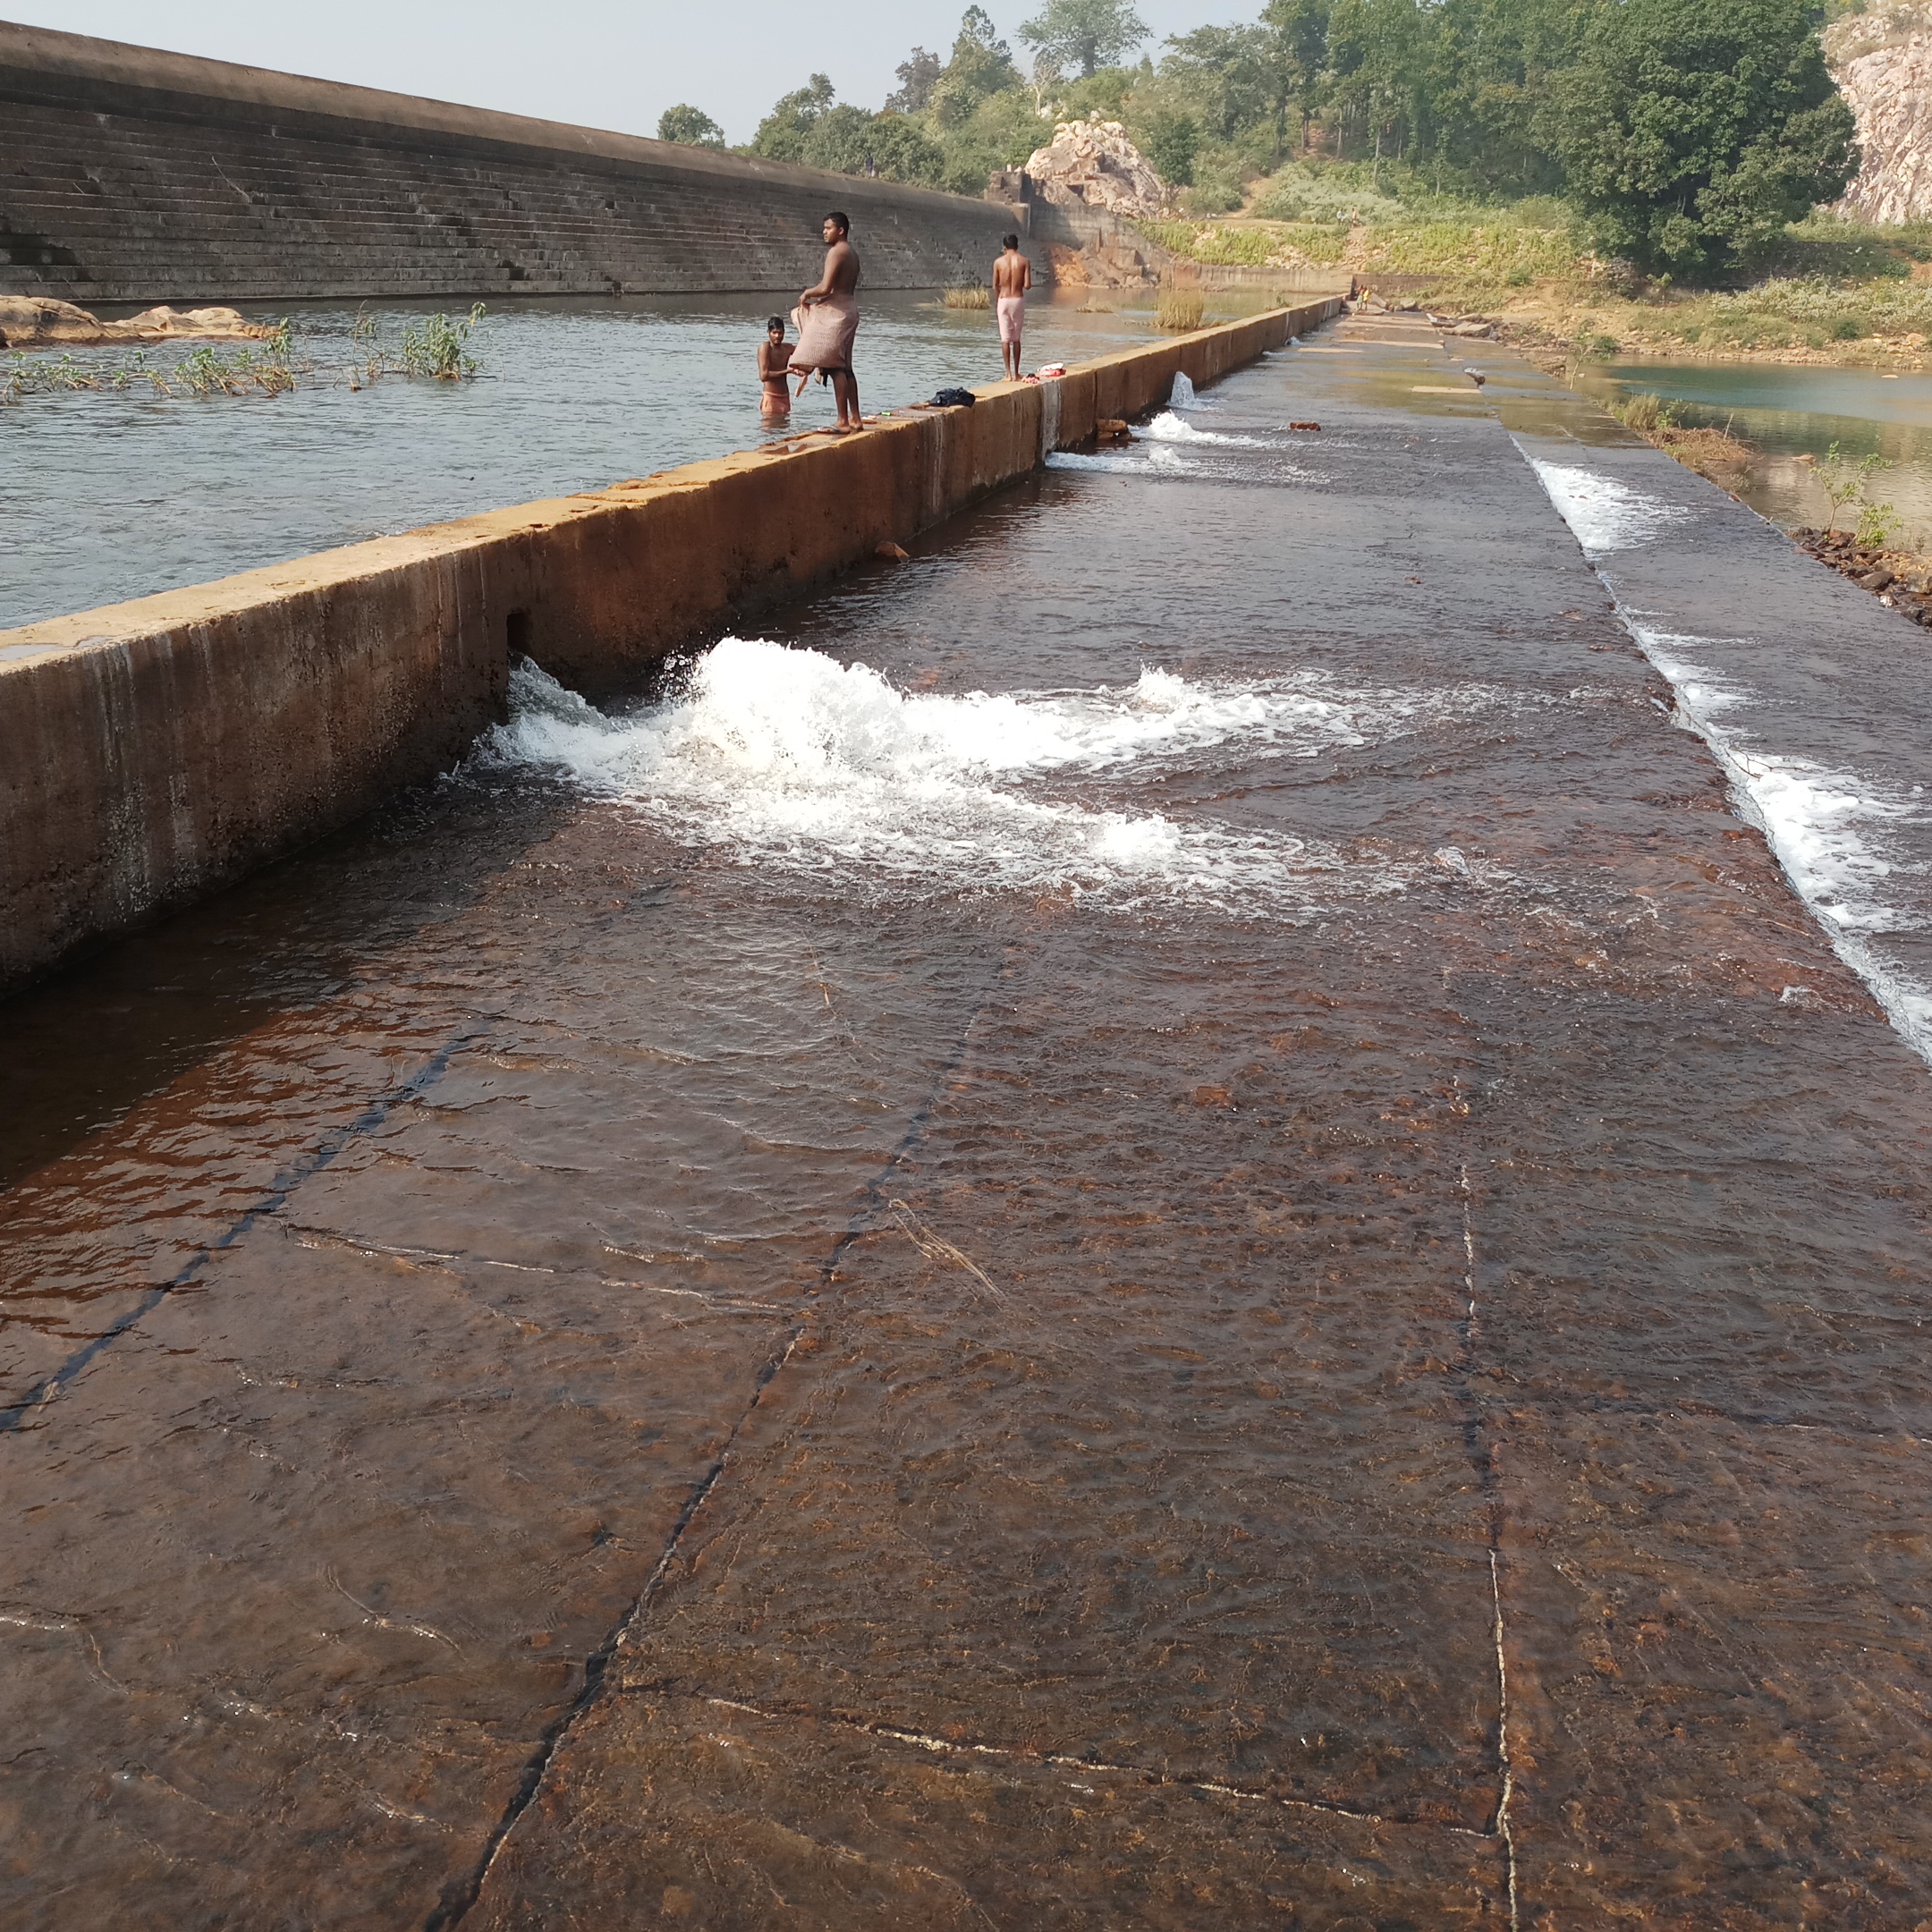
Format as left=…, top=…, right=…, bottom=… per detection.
left=758, top=315, right=792, bottom=420
left=789, top=211, right=862, bottom=430
left=993, top=234, right=1031, bottom=381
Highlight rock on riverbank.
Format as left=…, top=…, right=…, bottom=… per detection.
left=1794, top=525, right=1932, bottom=630
left=0, top=296, right=273, bottom=348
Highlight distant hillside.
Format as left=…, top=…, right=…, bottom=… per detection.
left=1827, top=4, right=1932, bottom=223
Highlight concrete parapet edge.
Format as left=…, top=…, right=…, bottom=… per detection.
left=0, top=300, right=1339, bottom=991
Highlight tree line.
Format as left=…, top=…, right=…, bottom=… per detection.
left=657, top=0, right=1859, bottom=281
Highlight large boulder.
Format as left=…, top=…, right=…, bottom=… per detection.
left=1024, top=120, right=1165, bottom=218
left=0, top=295, right=271, bottom=346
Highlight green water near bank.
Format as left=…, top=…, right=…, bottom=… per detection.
left=1574, top=360, right=1932, bottom=542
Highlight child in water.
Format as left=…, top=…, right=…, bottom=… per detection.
left=758, top=316, right=792, bottom=421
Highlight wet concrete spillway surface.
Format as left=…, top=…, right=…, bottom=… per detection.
left=5, top=318, right=1932, bottom=1928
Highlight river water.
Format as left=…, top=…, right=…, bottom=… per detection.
left=0, top=291, right=1156, bottom=631
left=4, top=318, right=1930, bottom=1926
left=1576, top=357, right=1932, bottom=538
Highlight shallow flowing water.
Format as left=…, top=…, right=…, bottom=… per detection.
left=4, top=322, right=1930, bottom=1928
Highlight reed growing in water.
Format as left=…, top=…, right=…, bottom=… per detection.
left=943, top=284, right=992, bottom=310
left=1157, top=286, right=1207, bottom=333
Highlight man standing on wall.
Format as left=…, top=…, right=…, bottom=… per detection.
left=993, top=233, right=1031, bottom=381
left=789, top=211, right=862, bottom=430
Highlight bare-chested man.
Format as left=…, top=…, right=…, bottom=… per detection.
left=758, top=314, right=792, bottom=421
left=993, top=233, right=1031, bottom=381
left=788, top=211, right=862, bottom=430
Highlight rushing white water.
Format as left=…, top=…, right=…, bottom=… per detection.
left=1144, top=411, right=1270, bottom=447
left=1169, top=371, right=1199, bottom=408
left=1046, top=445, right=1204, bottom=476
left=1526, top=453, right=1932, bottom=1063
left=479, top=641, right=1503, bottom=912
left=1530, top=460, right=1695, bottom=555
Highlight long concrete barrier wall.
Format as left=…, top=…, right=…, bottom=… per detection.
left=0, top=299, right=1340, bottom=991
left=0, top=22, right=1023, bottom=303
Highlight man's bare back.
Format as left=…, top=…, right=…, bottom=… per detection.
left=993, top=238, right=1031, bottom=379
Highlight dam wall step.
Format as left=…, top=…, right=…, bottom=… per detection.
left=0, top=300, right=1341, bottom=993
left=0, top=24, right=1030, bottom=302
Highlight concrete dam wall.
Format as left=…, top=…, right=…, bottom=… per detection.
left=0, top=22, right=1023, bottom=305
left=0, top=301, right=1340, bottom=992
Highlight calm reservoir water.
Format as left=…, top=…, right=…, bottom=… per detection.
left=1, top=290, right=1157, bottom=630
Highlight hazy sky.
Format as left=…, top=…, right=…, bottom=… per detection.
left=13, top=1, right=1245, bottom=146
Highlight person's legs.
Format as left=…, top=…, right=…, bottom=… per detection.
left=997, top=295, right=1024, bottom=379
left=830, top=369, right=860, bottom=427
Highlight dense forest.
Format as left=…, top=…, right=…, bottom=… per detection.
left=657, top=0, right=1861, bottom=280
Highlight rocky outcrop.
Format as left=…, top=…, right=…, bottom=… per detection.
left=1023, top=120, right=1165, bottom=219
left=1826, top=5, right=1932, bottom=224
left=0, top=295, right=271, bottom=346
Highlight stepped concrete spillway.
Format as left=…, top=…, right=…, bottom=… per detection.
left=0, top=22, right=1025, bottom=305
left=4, top=315, right=1932, bottom=1927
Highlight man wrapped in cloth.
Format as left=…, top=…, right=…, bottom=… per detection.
left=790, top=211, right=862, bottom=430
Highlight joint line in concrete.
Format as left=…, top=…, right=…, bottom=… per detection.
left=428, top=941, right=1028, bottom=1929
left=675, top=1689, right=1499, bottom=1839
left=0, top=1023, right=487, bottom=1436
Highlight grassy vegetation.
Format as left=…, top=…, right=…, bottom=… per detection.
left=2, top=337, right=298, bottom=405
left=943, top=284, right=993, bottom=309
left=1156, top=286, right=1208, bottom=332
left=1137, top=175, right=1932, bottom=367
left=1, top=305, right=491, bottom=408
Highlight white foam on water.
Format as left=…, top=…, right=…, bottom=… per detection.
left=1527, top=448, right=1932, bottom=1063
left=478, top=642, right=1494, bottom=915
left=1632, top=626, right=1932, bottom=1062
left=1529, top=458, right=1694, bottom=555
left=1046, top=449, right=1154, bottom=474
left=1168, top=371, right=1199, bottom=408
left=1639, top=632, right=1920, bottom=936
left=1145, top=411, right=1268, bottom=447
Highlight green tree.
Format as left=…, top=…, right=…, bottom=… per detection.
left=1019, top=0, right=1149, bottom=80
left=1143, top=108, right=1201, bottom=185
left=1162, top=20, right=1311, bottom=163
left=886, top=47, right=945, bottom=114
left=1421, top=0, right=1594, bottom=196
left=932, top=7, right=1023, bottom=125
left=1552, top=0, right=1857, bottom=275
left=1259, top=0, right=1332, bottom=153
left=751, top=74, right=836, bottom=163
left=935, top=89, right=1050, bottom=195
left=803, top=106, right=948, bottom=185
left=657, top=104, right=726, bottom=148
left=1327, top=0, right=1429, bottom=176
left=802, top=103, right=884, bottom=172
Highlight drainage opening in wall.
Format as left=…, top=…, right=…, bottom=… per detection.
left=507, top=610, right=531, bottom=658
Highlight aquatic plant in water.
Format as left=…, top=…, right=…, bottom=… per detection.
left=398, top=303, right=487, bottom=379
left=1157, top=286, right=1207, bottom=333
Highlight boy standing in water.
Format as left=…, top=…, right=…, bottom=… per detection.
left=758, top=315, right=792, bottom=422
left=993, top=233, right=1031, bottom=381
